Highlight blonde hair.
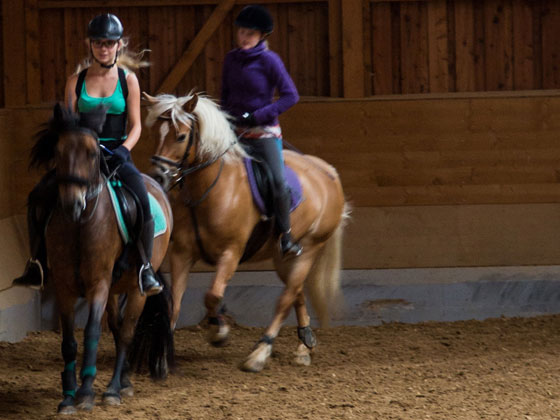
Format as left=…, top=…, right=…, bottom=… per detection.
left=74, top=37, right=150, bottom=74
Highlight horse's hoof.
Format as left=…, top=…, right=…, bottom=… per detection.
left=120, top=386, right=134, bottom=398
left=102, top=392, right=121, bottom=406
left=57, top=397, right=77, bottom=415
left=210, top=336, right=229, bottom=347
left=294, top=343, right=312, bottom=366
left=75, top=391, right=96, bottom=411
left=294, top=352, right=312, bottom=366
left=241, top=343, right=271, bottom=373
left=208, top=324, right=230, bottom=347
left=241, top=358, right=265, bottom=373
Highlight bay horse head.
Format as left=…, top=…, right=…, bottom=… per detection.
left=142, top=91, right=246, bottom=191
left=31, top=103, right=107, bottom=221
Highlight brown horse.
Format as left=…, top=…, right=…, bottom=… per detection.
left=143, top=92, right=348, bottom=372
left=31, top=104, right=173, bottom=413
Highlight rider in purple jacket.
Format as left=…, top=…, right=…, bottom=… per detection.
left=221, top=5, right=302, bottom=258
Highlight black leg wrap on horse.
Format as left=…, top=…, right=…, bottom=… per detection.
left=258, top=335, right=275, bottom=346
left=208, top=303, right=227, bottom=326
left=61, top=366, right=77, bottom=397
left=297, top=326, right=317, bottom=349
left=81, top=331, right=100, bottom=379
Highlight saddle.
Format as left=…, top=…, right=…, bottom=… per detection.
left=243, top=158, right=303, bottom=217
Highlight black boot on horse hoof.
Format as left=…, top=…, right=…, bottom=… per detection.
left=140, top=263, right=162, bottom=297
left=12, top=259, right=44, bottom=289
left=280, top=232, right=303, bottom=258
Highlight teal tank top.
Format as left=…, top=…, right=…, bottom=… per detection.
left=77, top=71, right=128, bottom=142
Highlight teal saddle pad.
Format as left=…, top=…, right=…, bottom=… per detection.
left=106, top=179, right=167, bottom=244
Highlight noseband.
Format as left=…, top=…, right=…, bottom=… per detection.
left=150, top=116, right=197, bottom=188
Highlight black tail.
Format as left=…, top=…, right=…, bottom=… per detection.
left=128, top=271, right=175, bottom=379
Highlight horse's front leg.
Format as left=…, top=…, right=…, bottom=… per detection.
left=103, top=291, right=145, bottom=405
left=170, top=249, right=195, bottom=331
left=57, top=301, right=78, bottom=414
left=205, top=250, right=240, bottom=346
left=75, top=289, right=108, bottom=411
left=242, top=252, right=317, bottom=373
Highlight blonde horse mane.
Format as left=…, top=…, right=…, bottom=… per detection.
left=145, top=92, right=247, bottom=163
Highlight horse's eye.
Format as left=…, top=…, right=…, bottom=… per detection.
left=177, top=134, right=187, bottom=143
left=88, top=150, right=97, bottom=160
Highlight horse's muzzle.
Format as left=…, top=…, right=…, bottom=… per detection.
left=62, top=199, right=85, bottom=222
left=60, top=190, right=87, bottom=222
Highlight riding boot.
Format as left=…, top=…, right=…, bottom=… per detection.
left=275, top=190, right=302, bottom=258
left=13, top=205, right=48, bottom=289
left=138, top=219, right=162, bottom=296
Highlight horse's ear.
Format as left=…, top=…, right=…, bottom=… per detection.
left=53, top=102, right=65, bottom=122
left=79, top=104, right=108, bottom=135
left=183, top=94, right=198, bottom=114
left=142, top=91, right=158, bottom=104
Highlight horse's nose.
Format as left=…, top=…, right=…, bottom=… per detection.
left=62, top=198, right=85, bottom=222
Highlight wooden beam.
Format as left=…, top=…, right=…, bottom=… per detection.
left=39, top=0, right=326, bottom=9
left=25, top=0, right=42, bottom=104
left=341, top=0, right=364, bottom=98
left=156, top=0, right=235, bottom=94
left=2, top=1, right=26, bottom=106
left=328, top=0, right=342, bottom=97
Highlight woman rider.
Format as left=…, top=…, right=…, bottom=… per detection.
left=221, top=5, right=302, bottom=257
left=13, top=14, right=162, bottom=296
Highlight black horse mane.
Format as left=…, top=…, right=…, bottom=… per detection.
left=30, top=103, right=107, bottom=169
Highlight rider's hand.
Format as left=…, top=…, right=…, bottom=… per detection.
left=111, top=145, right=131, bottom=164
left=237, top=112, right=257, bottom=127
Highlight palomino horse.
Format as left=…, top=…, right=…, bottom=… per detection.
left=143, top=92, right=348, bottom=372
left=30, top=104, right=173, bottom=413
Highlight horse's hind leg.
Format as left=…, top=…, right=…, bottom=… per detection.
left=57, top=307, right=78, bottom=414
left=103, top=292, right=145, bottom=406
left=293, top=291, right=317, bottom=367
left=242, top=253, right=318, bottom=372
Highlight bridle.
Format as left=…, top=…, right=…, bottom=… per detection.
left=150, top=115, right=233, bottom=206
left=55, top=128, right=104, bottom=222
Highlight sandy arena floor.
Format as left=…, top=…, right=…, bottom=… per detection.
left=1, top=315, right=559, bottom=419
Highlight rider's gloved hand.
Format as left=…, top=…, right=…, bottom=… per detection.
left=237, top=112, right=257, bottom=127
left=111, top=145, right=131, bottom=165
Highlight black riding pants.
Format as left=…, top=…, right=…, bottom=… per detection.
left=106, top=155, right=152, bottom=224
left=241, top=137, right=292, bottom=233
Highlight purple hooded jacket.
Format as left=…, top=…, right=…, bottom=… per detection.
left=221, top=41, right=299, bottom=126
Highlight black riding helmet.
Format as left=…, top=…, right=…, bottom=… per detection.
left=234, top=5, right=274, bottom=34
left=87, top=13, right=123, bottom=40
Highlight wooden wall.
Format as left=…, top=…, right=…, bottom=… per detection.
left=365, top=0, right=560, bottom=95
left=2, top=0, right=560, bottom=107
left=4, top=92, right=560, bottom=269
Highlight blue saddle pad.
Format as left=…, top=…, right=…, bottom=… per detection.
left=243, top=158, right=303, bottom=215
left=106, top=180, right=167, bottom=244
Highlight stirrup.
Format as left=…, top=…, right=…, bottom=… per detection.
left=138, top=263, right=162, bottom=297
left=12, top=258, right=44, bottom=290
left=280, top=233, right=303, bottom=258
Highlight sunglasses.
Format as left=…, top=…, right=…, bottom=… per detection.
left=91, top=40, right=118, bottom=49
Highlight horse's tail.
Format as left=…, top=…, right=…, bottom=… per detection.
left=306, top=202, right=351, bottom=327
left=128, top=271, right=175, bottom=379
